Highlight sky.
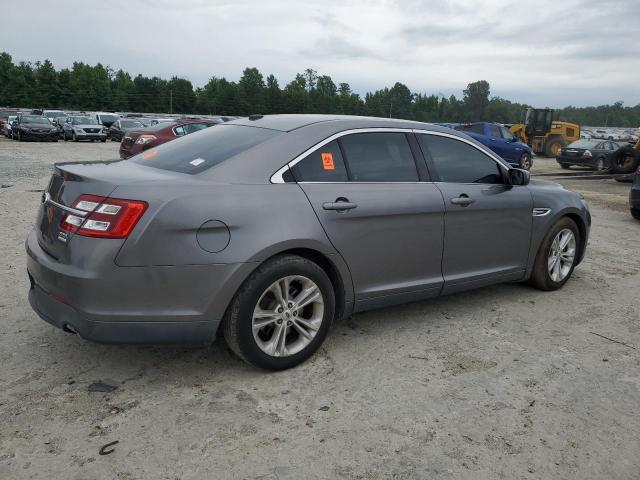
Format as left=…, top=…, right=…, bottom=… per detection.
left=1, top=0, right=639, bottom=107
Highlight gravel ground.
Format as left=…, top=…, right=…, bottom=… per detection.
left=0, top=137, right=638, bottom=480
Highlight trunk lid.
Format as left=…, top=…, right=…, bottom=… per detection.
left=36, top=160, right=172, bottom=260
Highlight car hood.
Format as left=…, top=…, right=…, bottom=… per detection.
left=21, top=123, right=56, bottom=129
left=72, top=124, right=104, bottom=129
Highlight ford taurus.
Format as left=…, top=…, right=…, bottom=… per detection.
left=26, top=115, right=591, bottom=370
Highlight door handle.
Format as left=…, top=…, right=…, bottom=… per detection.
left=322, top=199, right=358, bottom=211
left=450, top=194, right=475, bottom=206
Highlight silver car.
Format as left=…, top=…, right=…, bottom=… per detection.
left=27, top=115, right=590, bottom=370
left=61, top=116, right=107, bottom=142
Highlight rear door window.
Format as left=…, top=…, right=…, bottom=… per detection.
left=340, top=132, right=419, bottom=182
left=184, top=123, right=209, bottom=134
left=455, top=124, right=484, bottom=135
left=131, top=124, right=281, bottom=174
left=291, top=140, right=348, bottom=182
left=489, top=125, right=501, bottom=138
left=418, top=134, right=504, bottom=184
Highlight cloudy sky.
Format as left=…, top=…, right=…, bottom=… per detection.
left=2, top=0, right=638, bottom=107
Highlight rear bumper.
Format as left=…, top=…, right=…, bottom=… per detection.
left=556, top=155, right=598, bottom=167
left=29, top=282, right=215, bottom=344
left=25, top=228, right=253, bottom=345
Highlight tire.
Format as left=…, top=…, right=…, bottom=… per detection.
left=528, top=217, right=580, bottom=291
left=594, top=156, right=612, bottom=172
left=222, top=254, right=335, bottom=371
left=17, top=131, right=22, bottom=141
left=72, top=132, right=78, bottom=142
left=544, top=137, right=564, bottom=158
left=631, top=209, right=640, bottom=220
left=611, top=148, right=639, bottom=175
left=560, top=163, right=570, bottom=170
left=101, top=139, right=106, bottom=143
left=519, top=153, right=532, bottom=170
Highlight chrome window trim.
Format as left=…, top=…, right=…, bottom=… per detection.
left=270, top=127, right=511, bottom=184
left=412, top=129, right=511, bottom=172
left=43, top=192, right=88, bottom=217
left=270, top=127, right=415, bottom=184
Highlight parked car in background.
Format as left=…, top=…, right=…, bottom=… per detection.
left=0, top=109, right=21, bottom=132
left=26, top=115, right=590, bottom=370
left=11, top=115, right=59, bottom=141
left=62, top=116, right=107, bottom=142
left=52, top=116, right=68, bottom=138
left=453, top=122, right=534, bottom=169
left=630, top=166, right=640, bottom=220
left=556, top=139, right=620, bottom=170
left=119, top=118, right=219, bottom=159
left=109, top=119, right=144, bottom=142
left=42, top=110, right=66, bottom=125
left=94, top=112, right=120, bottom=130
left=149, top=118, right=176, bottom=126
left=3, top=115, right=17, bottom=137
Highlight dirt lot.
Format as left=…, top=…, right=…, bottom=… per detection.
left=0, top=138, right=638, bottom=480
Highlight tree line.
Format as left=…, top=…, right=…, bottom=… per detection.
left=1, top=52, right=638, bottom=127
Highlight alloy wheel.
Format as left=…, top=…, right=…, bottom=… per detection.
left=547, top=228, right=576, bottom=282
left=252, top=275, right=324, bottom=357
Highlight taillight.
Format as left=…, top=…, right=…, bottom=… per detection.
left=583, top=150, right=592, bottom=158
left=59, top=194, right=148, bottom=238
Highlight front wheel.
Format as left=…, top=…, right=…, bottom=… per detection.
left=72, top=132, right=78, bottom=142
left=631, top=209, right=640, bottom=221
left=222, top=255, right=335, bottom=370
left=528, top=217, right=580, bottom=291
left=519, top=153, right=532, bottom=170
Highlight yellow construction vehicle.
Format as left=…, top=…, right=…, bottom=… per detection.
left=509, top=108, right=580, bottom=157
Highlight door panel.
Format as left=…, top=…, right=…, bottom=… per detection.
left=298, top=183, right=445, bottom=306
left=417, top=133, right=533, bottom=293
left=435, top=183, right=532, bottom=292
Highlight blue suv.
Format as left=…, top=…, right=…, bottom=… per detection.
left=453, top=122, right=534, bottom=170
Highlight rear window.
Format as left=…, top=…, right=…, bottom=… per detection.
left=130, top=124, right=281, bottom=174
left=454, top=124, right=484, bottom=135
left=568, top=140, right=599, bottom=149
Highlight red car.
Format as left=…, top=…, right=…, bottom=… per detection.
left=119, top=118, right=220, bottom=159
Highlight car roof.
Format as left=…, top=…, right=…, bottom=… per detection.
left=228, top=114, right=451, bottom=133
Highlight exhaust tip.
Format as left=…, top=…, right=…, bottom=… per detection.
left=62, top=324, right=78, bottom=335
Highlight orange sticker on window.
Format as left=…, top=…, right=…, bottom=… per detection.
left=321, top=152, right=334, bottom=170
left=141, top=150, right=158, bottom=160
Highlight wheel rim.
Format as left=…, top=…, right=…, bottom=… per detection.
left=521, top=155, right=531, bottom=169
left=548, top=228, right=576, bottom=282
left=252, top=275, right=324, bottom=357
left=550, top=143, right=560, bottom=156
left=597, top=158, right=605, bottom=171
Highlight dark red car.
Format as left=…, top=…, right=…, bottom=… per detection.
left=119, top=118, right=220, bottom=159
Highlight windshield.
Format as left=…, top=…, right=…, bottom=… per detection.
left=568, top=140, right=599, bottom=149
left=72, top=117, right=98, bottom=125
left=121, top=120, right=143, bottom=128
left=131, top=124, right=282, bottom=174
left=22, top=116, right=51, bottom=124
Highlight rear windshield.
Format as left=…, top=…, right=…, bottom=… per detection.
left=130, top=124, right=282, bottom=174
left=454, top=123, right=484, bottom=135
left=568, top=140, right=599, bottom=149
left=99, top=114, right=118, bottom=122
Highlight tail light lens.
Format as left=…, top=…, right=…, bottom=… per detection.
left=583, top=150, right=592, bottom=158
left=60, top=194, right=148, bottom=238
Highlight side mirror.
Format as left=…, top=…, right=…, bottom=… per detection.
left=508, top=168, right=530, bottom=186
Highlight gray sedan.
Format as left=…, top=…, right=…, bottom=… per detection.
left=26, top=115, right=590, bottom=370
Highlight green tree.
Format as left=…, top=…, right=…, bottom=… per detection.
left=238, top=67, right=265, bottom=115
left=463, top=80, right=490, bottom=121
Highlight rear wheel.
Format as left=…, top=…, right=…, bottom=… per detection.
left=560, top=163, right=570, bottom=170
left=631, top=209, right=640, bottom=220
left=544, top=137, right=564, bottom=158
left=222, top=255, right=335, bottom=370
left=595, top=156, right=612, bottom=172
left=519, top=153, right=532, bottom=170
left=528, top=217, right=580, bottom=291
